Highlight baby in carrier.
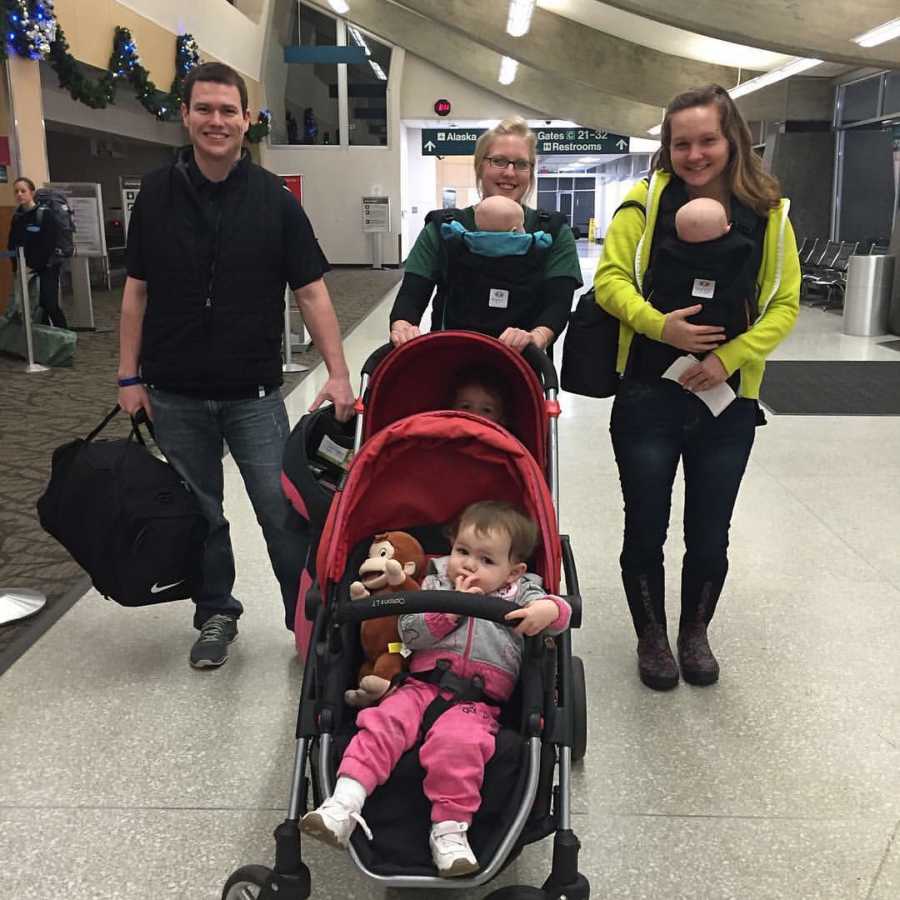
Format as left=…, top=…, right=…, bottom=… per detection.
left=435, top=196, right=555, bottom=335
left=648, top=196, right=756, bottom=340
left=301, top=501, right=571, bottom=877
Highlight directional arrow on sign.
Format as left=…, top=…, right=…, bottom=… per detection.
left=424, top=140, right=436, bottom=151
left=616, top=139, right=628, bottom=150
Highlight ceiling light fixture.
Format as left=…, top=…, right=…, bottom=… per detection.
left=506, top=0, right=536, bottom=37
left=369, top=61, right=387, bottom=81
left=498, top=56, right=518, bottom=85
left=327, top=0, right=350, bottom=14
left=728, top=57, right=822, bottom=99
left=647, top=124, right=662, bottom=135
left=852, top=17, right=900, bottom=47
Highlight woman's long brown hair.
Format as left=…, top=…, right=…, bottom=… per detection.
left=652, top=84, right=782, bottom=216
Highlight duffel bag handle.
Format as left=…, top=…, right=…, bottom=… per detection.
left=84, top=405, right=123, bottom=442
left=84, top=405, right=157, bottom=449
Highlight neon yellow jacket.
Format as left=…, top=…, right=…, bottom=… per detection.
left=593, top=170, right=800, bottom=399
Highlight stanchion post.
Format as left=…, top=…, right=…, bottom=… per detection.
left=282, top=289, right=308, bottom=374
left=17, top=246, right=49, bottom=374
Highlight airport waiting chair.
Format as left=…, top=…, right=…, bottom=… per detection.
left=801, top=238, right=826, bottom=269
left=806, top=241, right=858, bottom=309
left=801, top=241, right=841, bottom=302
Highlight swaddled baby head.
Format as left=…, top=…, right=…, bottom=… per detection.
left=474, top=195, right=525, bottom=233
left=675, top=197, right=731, bottom=244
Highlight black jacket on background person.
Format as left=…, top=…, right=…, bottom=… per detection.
left=125, top=147, right=329, bottom=398
left=8, top=204, right=57, bottom=271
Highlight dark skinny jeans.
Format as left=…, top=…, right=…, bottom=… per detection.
left=610, top=377, right=756, bottom=585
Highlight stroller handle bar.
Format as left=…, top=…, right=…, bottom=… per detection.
left=334, top=590, right=523, bottom=627
left=360, top=339, right=559, bottom=392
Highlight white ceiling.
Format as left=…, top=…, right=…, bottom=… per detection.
left=536, top=0, right=795, bottom=71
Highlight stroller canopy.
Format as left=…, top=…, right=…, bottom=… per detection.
left=362, top=331, right=549, bottom=470
left=317, top=411, right=560, bottom=596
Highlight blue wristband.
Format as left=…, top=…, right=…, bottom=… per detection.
left=117, top=376, right=143, bottom=387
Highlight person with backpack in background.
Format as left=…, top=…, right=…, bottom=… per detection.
left=594, top=85, right=800, bottom=692
left=389, top=117, right=582, bottom=352
left=8, top=176, right=69, bottom=328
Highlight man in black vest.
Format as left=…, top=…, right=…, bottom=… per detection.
left=117, top=62, right=354, bottom=668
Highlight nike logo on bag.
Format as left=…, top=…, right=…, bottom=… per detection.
left=150, top=580, right=184, bottom=594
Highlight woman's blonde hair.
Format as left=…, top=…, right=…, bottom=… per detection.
left=653, top=84, right=781, bottom=216
left=473, top=116, right=537, bottom=197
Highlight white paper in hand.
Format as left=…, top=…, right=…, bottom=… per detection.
left=661, top=354, right=736, bottom=417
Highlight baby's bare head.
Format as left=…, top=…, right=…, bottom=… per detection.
left=675, top=197, right=730, bottom=244
left=474, top=196, right=525, bottom=233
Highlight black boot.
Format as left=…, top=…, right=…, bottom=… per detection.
left=622, top=570, right=679, bottom=691
left=678, top=569, right=725, bottom=686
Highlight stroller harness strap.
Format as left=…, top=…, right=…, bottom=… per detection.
left=392, top=659, right=499, bottom=739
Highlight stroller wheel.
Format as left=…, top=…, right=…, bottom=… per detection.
left=571, top=655, right=587, bottom=763
left=485, top=887, right=548, bottom=899
left=222, top=865, right=272, bottom=899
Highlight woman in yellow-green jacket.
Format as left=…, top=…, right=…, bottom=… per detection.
left=594, top=84, right=800, bottom=692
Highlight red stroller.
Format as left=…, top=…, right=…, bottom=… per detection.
left=224, top=332, right=589, bottom=900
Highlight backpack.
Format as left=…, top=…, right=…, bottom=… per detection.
left=37, top=407, right=208, bottom=607
left=34, top=188, right=76, bottom=258
left=560, top=287, right=620, bottom=398
left=560, top=193, right=646, bottom=398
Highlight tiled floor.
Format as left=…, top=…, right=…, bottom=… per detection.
left=2, top=248, right=899, bottom=899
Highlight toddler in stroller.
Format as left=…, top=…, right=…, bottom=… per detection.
left=301, top=500, right=571, bottom=877
left=225, top=334, right=589, bottom=899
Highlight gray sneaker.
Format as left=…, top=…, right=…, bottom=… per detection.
left=190, top=614, right=238, bottom=669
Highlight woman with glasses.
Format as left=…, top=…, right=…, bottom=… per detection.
left=594, top=85, right=800, bottom=691
left=389, top=116, right=582, bottom=351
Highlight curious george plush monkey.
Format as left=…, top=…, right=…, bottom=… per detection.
left=344, top=531, right=426, bottom=708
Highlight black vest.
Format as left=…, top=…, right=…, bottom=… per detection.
left=428, top=207, right=564, bottom=338
left=136, top=152, right=289, bottom=394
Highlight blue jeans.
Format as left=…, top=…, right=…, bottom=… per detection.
left=148, top=387, right=308, bottom=630
left=610, top=378, right=756, bottom=596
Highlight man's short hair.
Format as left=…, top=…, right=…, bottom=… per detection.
left=182, top=62, right=249, bottom=113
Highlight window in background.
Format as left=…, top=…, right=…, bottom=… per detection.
left=295, top=4, right=339, bottom=145
left=345, top=25, right=391, bottom=146
left=271, top=5, right=392, bottom=147
left=883, top=71, right=900, bottom=118
left=838, top=124, right=894, bottom=242
left=838, top=75, right=880, bottom=126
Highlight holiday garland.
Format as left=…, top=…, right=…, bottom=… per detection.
left=1, top=0, right=270, bottom=142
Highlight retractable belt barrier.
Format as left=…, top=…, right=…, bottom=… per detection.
left=1, top=247, right=49, bottom=374
left=0, top=246, right=49, bottom=622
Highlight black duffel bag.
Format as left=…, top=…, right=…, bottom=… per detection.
left=37, top=406, right=207, bottom=607
left=561, top=287, right=621, bottom=398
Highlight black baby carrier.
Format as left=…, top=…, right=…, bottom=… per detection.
left=37, top=407, right=207, bottom=607
left=427, top=207, right=565, bottom=338
left=630, top=181, right=765, bottom=380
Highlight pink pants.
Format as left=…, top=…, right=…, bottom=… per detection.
left=338, top=678, right=501, bottom=823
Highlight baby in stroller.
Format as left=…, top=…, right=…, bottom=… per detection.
left=301, top=500, right=571, bottom=877
left=451, top=364, right=511, bottom=426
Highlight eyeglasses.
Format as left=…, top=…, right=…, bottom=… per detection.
left=485, top=155, right=533, bottom=172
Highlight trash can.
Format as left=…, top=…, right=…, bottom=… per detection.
left=842, top=254, right=895, bottom=336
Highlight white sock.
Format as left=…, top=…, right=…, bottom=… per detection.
left=332, top=776, right=367, bottom=812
